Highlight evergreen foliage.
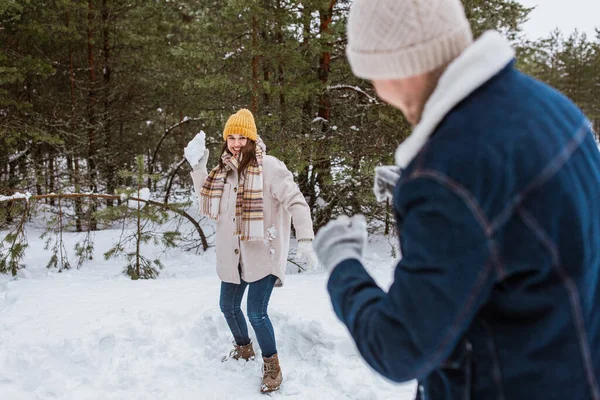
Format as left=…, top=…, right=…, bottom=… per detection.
left=1, top=0, right=599, bottom=276
left=97, top=155, right=181, bottom=279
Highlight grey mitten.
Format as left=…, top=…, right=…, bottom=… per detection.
left=192, top=149, right=209, bottom=171
left=297, top=241, right=318, bottom=271
left=373, top=165, right=402, bottom=202
left=313, top=215, right=368, bottom=272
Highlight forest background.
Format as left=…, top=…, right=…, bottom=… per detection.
left=1, top=0, right=599, bottom=277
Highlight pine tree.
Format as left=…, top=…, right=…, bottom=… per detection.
left=99, top=155, right=180, bottom=279
left=2, top=0, right=599, bottom=276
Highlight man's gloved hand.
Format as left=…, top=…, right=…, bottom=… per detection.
left=296, top=240, right=318, bottom=271
left=313, top=215, right=368, bottom=273
left=373, top=165, right=402, bottom=202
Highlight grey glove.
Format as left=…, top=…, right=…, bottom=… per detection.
left=373, top=165, right=401, bottom=202
left=297, top=241, right=318, bottom=271
left=313, top=215, right=368, bottom=273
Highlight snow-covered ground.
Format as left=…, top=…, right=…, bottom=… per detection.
left=0, top=222, right=415, bottom=400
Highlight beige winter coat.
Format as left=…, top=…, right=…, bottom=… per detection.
left=191, top=155, right=314, bottom=284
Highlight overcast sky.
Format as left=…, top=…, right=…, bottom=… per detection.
left=518, top=0, right=599, bottom=40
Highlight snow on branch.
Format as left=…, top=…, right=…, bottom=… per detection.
left=327, top=85, right=379, bottom=104
left=0, top=192, right=32, bottom=202
left=8, top=149, right=30, bottom=163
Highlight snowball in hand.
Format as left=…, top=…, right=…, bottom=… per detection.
left=184, top=131, right=206, bottom=167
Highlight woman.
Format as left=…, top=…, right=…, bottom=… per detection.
left=187, top=108, right=317, bottom=393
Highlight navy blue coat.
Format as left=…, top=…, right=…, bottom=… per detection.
left=328, top=61, right=600, bottom=399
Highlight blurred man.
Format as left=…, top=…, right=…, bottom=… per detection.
left=313, top=0, right=600, bottom=399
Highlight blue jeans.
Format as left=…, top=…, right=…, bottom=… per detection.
left=219, top=274, right=278, bottom=358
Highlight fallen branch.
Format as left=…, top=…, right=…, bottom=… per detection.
left=287, top=257, right=306, bottom=273
left=1, top=192, right=208, bottom=251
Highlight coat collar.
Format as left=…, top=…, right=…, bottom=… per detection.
left=395, top=31, right=516, bottom=168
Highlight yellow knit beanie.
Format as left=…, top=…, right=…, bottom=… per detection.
left=223, top=109, right=258, bottom=142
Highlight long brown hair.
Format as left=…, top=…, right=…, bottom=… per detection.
left=218, top=139, right=257, bottom=176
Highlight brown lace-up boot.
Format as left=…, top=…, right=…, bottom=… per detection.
left=260, top=353, right=283, bottom=393
left=224, top=342, right=255, bottom=362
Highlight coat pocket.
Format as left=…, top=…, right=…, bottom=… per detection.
left=425, top=338, right=473, bottom=400
left=219, top=183, right=231, bottom=214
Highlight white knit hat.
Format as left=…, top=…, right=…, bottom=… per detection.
left=346, top=0, right=473, bottom=80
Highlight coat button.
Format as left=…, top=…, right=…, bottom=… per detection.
left=234, top=249, right=239, bottom=255
left=233, top=187, right=237, bottom=193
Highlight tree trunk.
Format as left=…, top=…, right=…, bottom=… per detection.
left=5, top=161, right=17, bottom=224
left=260, top=2, right=270, bottom=108
left=102, top=0, right=115, bottom=206
left=313, top=0, right=337, bottom=230
left=298, top=101, right=314, bottom=208
left=67, top=8, right=83, bottom=232
left=87, top=0, right=98, bottom=230
left=276, top=0, right=286, bottom=128
left=48, top=148, right=56, bottom=207
left=135, top=182, right=142, bottom=279
left=251, top=14, right=260, bottom=114
left=74, top=157, right=83, bottom=232
left=298, top=4, right=316, bottom=213
left=33, top=146, right=43, bottom=197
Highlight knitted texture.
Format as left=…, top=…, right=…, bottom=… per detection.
left=200, top=146, right=264, bottom=241
left=346, top=0, right=473, bottom=80
left=223, top=109, right=258, bottom=142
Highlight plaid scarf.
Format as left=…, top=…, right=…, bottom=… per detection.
left=200, top=147, right=264, bottom=241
